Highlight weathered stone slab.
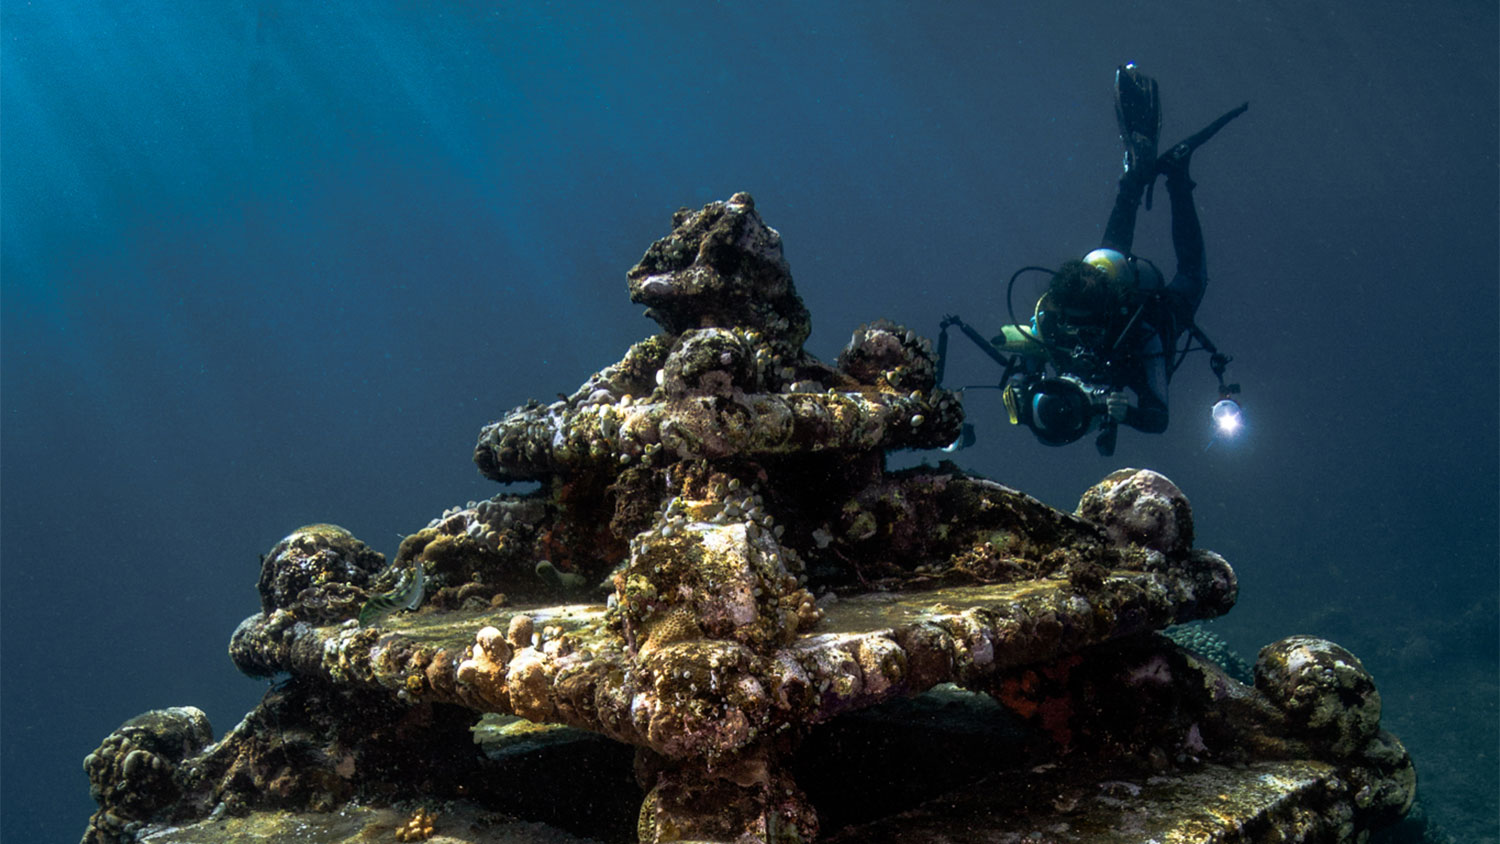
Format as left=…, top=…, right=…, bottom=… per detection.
left=226, top=551, right=1234, bottom=759
left=132, top=803, right=607, bottom=844
left=826, top=759, right=1354, bottom=844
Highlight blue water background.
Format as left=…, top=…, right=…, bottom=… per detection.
left=3, top=2, right=1496, bottom=840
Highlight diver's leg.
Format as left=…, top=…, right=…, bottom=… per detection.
left=1166, top=177, right=1204, bottom=280
left=1102, top=66, right=1160, bottom=254
left=1101, top=177, right=1148, bottom=254
left=1161, top=150, right=1207, bottom=319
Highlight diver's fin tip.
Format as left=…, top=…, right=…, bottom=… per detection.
left=1114, top=65, right=1162, bottom=181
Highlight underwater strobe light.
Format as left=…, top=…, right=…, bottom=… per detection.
left=1203, top=397, right=1246, bottom=452
left=1212, top=398, right=1243, bottom=437
left=1203, top=351, right=1243, bottom=451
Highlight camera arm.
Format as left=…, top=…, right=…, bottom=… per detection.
left=937, top=314, right=1018, bottom=388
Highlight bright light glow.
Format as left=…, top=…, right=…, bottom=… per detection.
left=1212, top=399, right=1242, bottom=436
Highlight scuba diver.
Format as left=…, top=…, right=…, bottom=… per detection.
left=938, top=65, right=1246, bottom=456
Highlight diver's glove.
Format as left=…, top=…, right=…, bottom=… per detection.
left=1104, top=391, right=1131, bottom=422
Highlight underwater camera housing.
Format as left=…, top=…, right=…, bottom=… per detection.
left=1003, top=374, right=1108, bottom=447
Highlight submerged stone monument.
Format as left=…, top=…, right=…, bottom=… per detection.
left=82, top=194, right=1413, bottom=844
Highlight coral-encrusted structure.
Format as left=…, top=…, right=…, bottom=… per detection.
left=82, top=194, right=1413, bottom=844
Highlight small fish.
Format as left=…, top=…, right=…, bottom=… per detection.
left=941, top=422, right=977, bottom=453
left=535, top=559, right=586, bottom=590
left=357, top=563, right=426, bottom=627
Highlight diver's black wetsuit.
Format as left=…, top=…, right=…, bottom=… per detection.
left=1098, top=164, right=1206, bottom=433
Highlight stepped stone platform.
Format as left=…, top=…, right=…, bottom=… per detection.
left=83, top=194, right=1412, bottom=844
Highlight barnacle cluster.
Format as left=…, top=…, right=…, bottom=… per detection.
left=394, top=807, right=437, bottom=841
left=254, top=524, right=387, bottom=623
left=80, top=707, right=213, bottom=842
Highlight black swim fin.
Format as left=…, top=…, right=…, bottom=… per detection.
left=1145, top=101, right=1249, bottom=209
left=1115, top=64, right=1161, bottom=183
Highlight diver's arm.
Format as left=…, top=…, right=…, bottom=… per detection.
left=991, top=324, right=1048, bottom=356
left=1127, top=391, right=1168, bottom=434
left=1122, top=337, right=1170, bottom=433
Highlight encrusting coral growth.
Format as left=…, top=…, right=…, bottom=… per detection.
left=394, top=807, right=437, bottom=841
left=82, top=194, right=1413, bottom=844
